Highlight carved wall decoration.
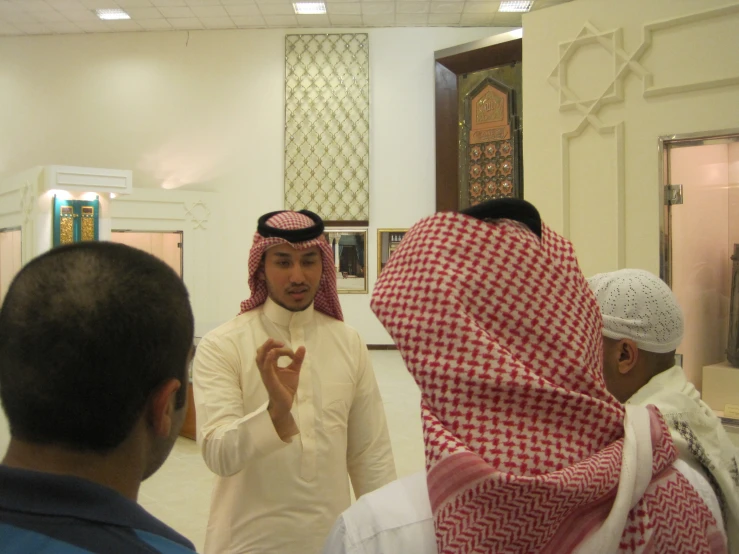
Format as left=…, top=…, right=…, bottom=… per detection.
left=184, top=201, right=210, bottom=230
left=284, top=34, right=369, bottom=222
left=547, top=4, right=739, bottom=265
left=18, top=181, right=35, bottom=228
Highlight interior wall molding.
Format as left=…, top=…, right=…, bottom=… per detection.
left=44, top=165, right=132, bottom=196
left=0, top=187, right=21, bottom=220
left=112, top=199, right=188, bottom=221
left=19, top=181, right=35, bottom=228
left=549, top=4, right=739, bottom=121
left=548, top=3, right=739, bottom=263
left=639, top=3, right=739, bottom=97
left=560, top=122, right=625, bottom=267
left=184, top=201, right=210, bottom=230
left=111, top=195, right=211, bottom=231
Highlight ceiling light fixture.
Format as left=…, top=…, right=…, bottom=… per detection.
left=95, top=9, right=131, bottom=20
left=498, top=1, right=534, bottom=13
left=293, top=2, right=326, bottom=15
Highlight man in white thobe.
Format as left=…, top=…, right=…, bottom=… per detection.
left=194, top=210, right=396, bottom=554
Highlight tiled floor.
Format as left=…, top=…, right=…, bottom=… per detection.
left=139, top=350, right=424, bottom=553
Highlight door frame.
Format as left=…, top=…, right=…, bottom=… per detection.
left=435, top=30, right=522, bottom=212
left=111, top=229, right=184, bottom=279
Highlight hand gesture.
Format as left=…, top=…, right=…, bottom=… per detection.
left=256, top=338, right=306, bottom=421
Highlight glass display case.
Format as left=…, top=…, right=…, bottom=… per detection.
left=661, top=133, right=739, bottom=419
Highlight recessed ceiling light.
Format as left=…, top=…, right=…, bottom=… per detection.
left=498, top=1, right=534, bottom=12
left=293, top=2, right=326, bottom=15
left=95, top=9, right=131, bottom=20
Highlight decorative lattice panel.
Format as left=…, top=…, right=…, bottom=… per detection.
left=284, top=34, right=369, bottom=222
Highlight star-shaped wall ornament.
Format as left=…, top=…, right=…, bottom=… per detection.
left=548, top=21, right=649, bottom=133
left=184, top=201, right=210, bottom=231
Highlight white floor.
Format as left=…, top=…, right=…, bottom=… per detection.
left=138, top=350, right=424, bottom=553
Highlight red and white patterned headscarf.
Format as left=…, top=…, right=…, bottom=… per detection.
left=239, top=210, right=343, bottom=321
left=371, top=203, right=724, bottom=553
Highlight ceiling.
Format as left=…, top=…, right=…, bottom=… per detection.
left=0, top=0, right=571, bottom=36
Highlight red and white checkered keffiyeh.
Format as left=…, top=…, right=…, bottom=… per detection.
left=371, top=210, right=725, bottom=553
left=239, top=211, right=343, bottom=321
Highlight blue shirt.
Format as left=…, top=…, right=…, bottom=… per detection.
left=0, top=466, right=195, bottom=553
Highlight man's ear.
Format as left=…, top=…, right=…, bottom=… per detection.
left=147, top=379, right=182, bottom=438
left=617, top=339, right=639, bottom=375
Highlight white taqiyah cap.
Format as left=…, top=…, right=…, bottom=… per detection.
left=587, top=269, right=684, bottom=354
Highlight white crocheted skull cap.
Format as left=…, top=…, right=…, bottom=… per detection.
left=587, top=269, right=684, bottom=354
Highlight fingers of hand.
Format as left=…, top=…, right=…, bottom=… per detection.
left=289, top=347, right=306, bottom=371
left=269, top=347, right=305, bottom=373
left=265, top=347, right=283, bottom=368
left=257, top=338, right=284, bottom=370
left=267, top=347, right=298, bottom=369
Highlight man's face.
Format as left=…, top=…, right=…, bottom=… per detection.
left=264, top=244, right=322, bottom=312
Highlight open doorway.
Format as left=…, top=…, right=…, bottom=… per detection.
left=0, top=227, right=22, bottom=306
left=110, top=230, right=195, bottom=438
left=660, top=131, right=739, bottom=401
left=110, top=230, right=183, bottom=278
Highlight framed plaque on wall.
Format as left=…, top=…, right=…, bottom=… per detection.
left=377, top=228, right=408, bottom=277
left=323, top=228, right=368, bottom=294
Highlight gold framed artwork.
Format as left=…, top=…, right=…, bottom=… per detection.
left=323, top=228, right=368, bottom=294
left=377, top=229, right=408, bottom=277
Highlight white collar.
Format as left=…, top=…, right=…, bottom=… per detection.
left=263, top=297, right=315, bottom=328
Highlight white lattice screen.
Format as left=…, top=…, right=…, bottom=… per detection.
left=284, top=34, right=370, bottom=222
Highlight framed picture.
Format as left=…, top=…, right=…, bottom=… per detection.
left=377, top=229, right=409, bottom=277
left=323, top=228, right=368, bottom=294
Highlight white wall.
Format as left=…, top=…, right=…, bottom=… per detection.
left=522, top=0, right=739, bottom=280
left=0, top=26, right=500, bottom=343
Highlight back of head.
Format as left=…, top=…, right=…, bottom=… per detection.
left=0, top=242, right=194, bottom=452
left=371, top=199, right=623, bottom=470
left=587, top=268, right=683, bottom=354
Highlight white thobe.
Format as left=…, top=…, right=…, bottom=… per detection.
left=322, top=472, right=437, bottom=554
left=322, top=463, right=723, bottom=554
left=193, top=298, right=396, bottom=554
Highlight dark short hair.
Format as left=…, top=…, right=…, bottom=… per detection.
left=0, top=242, right=194, bottom=452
